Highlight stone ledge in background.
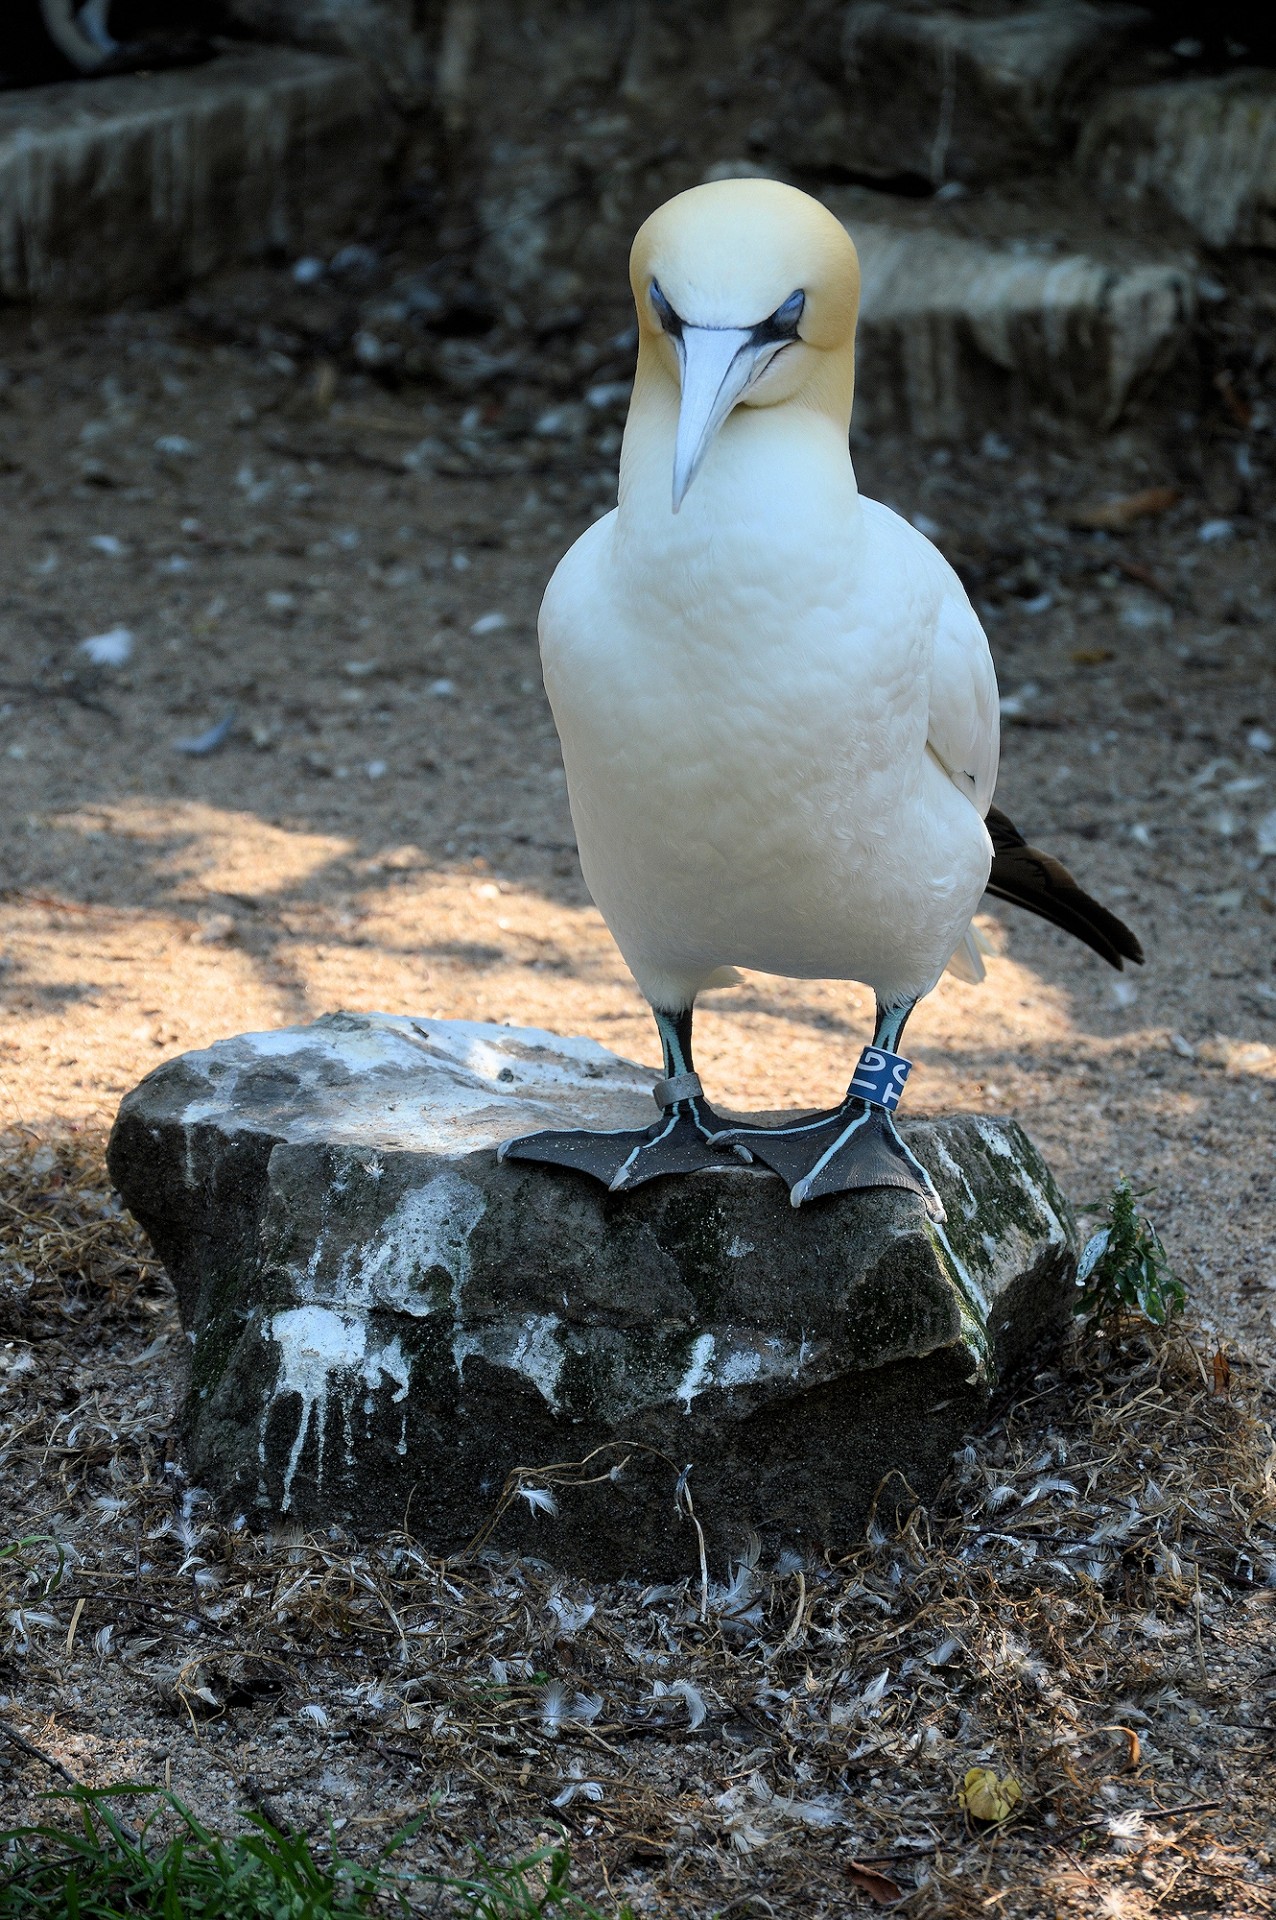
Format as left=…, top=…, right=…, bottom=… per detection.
left=790, top=1, right=1149, bottom=188
left=844, top=201, right=1195, bottom=437
left=0, top=44, right=393, bottom=307
left=1080, top=70, right=1276, bottom=250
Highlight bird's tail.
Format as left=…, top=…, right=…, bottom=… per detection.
left=984, top=805, right=1144, bottom=971
left=945, top=924, right=991, bottom=985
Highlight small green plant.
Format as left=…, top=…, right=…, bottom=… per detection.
left=0, top=1537, right=66, bottom=1594
left=0, top=1786, right=625, bottom=1919
left=0, top=1786, right=414, bottom=1917
left=1075, top=1177, right=1184, bottom=1328
left=449, top=1841, right=626, bottom=1918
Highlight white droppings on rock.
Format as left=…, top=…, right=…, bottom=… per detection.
left=303, top=1171, right=487, bottom=1321
left=452, top=1312, right=566, bottom=1409
left=236, top=1028, right=333, bottom=1059
left=925, top=1216, right=991, bottom=1375
left=711, top=1346, right=762, bottom=1390
left=510, top=1314, right=565, bottom=1398
left=174, top=1013, right=658, bottom=1157
left=266, top=1306, right=411, bottom=1511
left=676, top=1333, right=716, bottom=1413
left=929, top=1133, right=979, bottom=1219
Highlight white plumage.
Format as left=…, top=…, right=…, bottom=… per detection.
left=543, top=439, right=998, bottom=1013
left=541, top=179, right=997, bottom=1024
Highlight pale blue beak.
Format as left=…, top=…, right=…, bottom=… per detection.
left=671, top=326, right=787, bottom=512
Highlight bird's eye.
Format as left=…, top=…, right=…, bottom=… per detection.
left=650, top=279, right=682, bottom=337
left=757, top=289, right=805, bottom=343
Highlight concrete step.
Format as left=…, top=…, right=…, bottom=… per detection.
left=827, top=194, right=1194, bottom=438
left=1079, top=70, right=1276, bottom=250
left=0, top=43, right=394, bottom=308
left=787, top=0, right=1148, bottom=188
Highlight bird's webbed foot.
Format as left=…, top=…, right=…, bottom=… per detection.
left=712, top=1025, right=944, bottom=1218
left=714, top=1099, right=943, bottom=1216
left=499, top=1073, right=749, bottom=1193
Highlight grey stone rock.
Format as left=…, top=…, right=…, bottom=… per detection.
left=1079, top=71, right=1276, bottom=250
left=107, top=1012, right=1078, bottom=1578
left=839, top=201, right=1194, bottom=437
left=221, top=0, right=430, bottom=107
left=788, top=1, right=1148, bottom=187
left=0, top=47, right=393, bottom=308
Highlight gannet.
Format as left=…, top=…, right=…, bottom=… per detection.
left=502, top=179, right=1141, bottom=1213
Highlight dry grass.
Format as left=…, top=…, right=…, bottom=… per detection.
left=2, top=1127, right=1274, bottom=1917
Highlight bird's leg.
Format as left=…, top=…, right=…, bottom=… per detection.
left=712, top=999, right=944, bottom=1218
left=498, top=1005, right=749, bottom=1194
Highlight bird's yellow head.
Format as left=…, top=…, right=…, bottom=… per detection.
left=629, top=179, right=861, bottom=510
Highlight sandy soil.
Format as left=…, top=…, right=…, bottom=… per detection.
left=1, top=262, right=1273, bottom=1357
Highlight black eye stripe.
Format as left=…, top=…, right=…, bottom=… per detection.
left=650, top=280, right=682, bottom=338
left=752, top=290, right=805, bottom=345
left=648, top=281, right=804, bottom=342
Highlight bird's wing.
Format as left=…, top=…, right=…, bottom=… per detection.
left=926, top=590, right=1000, bottom=818
left=857, top=500, right=999, bottom=813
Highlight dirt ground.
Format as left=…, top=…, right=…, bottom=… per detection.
left=0, top=230, right=1275, bottom=1915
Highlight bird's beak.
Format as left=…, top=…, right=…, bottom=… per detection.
left=671, top=326, right=780, bottom=512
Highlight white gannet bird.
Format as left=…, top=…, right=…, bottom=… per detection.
left=501, top=180, right=1141, bottom=1213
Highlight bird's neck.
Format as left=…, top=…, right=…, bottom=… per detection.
left=616, top=346, right=859, bottom=560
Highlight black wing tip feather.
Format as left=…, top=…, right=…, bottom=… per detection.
left=985, top=875, right=1143, bottom=969
left=985, top=808, right=1144, bottom=971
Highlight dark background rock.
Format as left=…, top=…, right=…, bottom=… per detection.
left=1079, top=71, right=1276, bottom=249
left=108, top=1012, right=1078, bottom=1578
left=5, top=0, right=1274, bottom=442
left=791, top=1, right=1149, bottom=188
left=0, top=46, right=391, bottom=307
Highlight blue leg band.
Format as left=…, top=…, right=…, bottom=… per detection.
left=849, top=1046, right=912, bottom=1111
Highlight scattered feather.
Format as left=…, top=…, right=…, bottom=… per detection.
left=650, top=1678, right=708, bottom=1730
left=546, top=1588, right=596, bottom=1635
left=539, top=1682, right=602, bottom=1733
left=1106, top=1810, right=1146, bottom=1850
left=1020, top=1476, right=1079, bottom=1508
left=173, top=710, right=236, bottom=756
left=79, top=627, right=133, bottom=667
left=640, top=1582, right=685, bottom=1606
left=551, top=1780, right=604, bottom=1808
